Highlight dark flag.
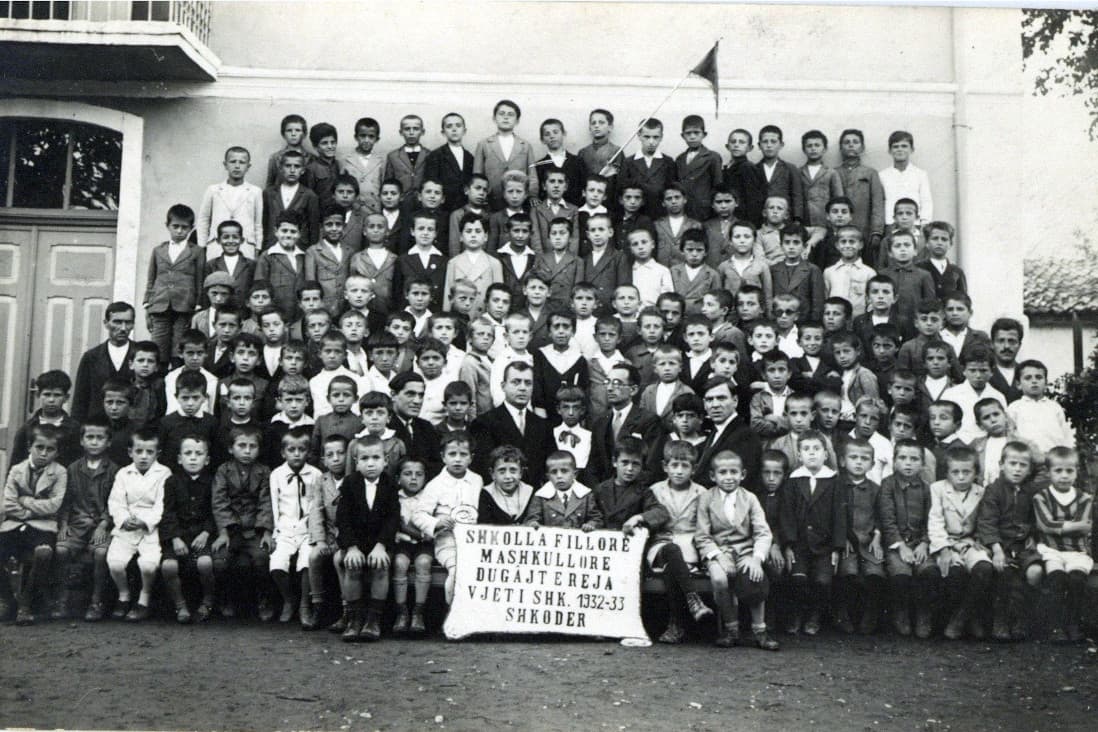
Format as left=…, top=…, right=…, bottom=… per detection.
left=690, top=41, right=720, bottom=117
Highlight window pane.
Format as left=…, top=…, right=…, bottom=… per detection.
left=70, top=124, right=122, bottom=210
left=0, top=121, right=11, bottom=205
left=11, top=122, right=68, bottom=209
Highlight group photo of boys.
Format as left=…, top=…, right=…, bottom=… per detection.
left=1, top=2, right=1096, bottom=730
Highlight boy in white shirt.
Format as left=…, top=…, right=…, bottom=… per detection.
left=411, top=431, right=483, bottom=604
left=628, top=229, right=672, bottom=308
left=106, top=428, right=171, bottom=622
left=878, top=131, right=932, bottom=226
left=268, top=426, right=323, bottom=626
left=1007, top=360, right=1074, bottom=455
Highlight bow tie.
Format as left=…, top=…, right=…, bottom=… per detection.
left=559, top=430, right=580, bottom=448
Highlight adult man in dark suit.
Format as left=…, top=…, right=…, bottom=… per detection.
left=388, top=372, right=442, bottom=477
left=692, top=376, right=762, bottom=490
left=988, top=318, right=1024, bottom=403
left=470, top=361, right=553, bottom=488
left=72, top=302, right=137, bottom=422
left=587, top=363, right=662, bottom=485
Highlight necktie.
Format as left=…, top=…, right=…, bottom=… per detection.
left=560, top=491, right=569, bottom=510
left=516, top=410, right=525, bottom=435
left=289, top=469, right=306, bottom=518
left=612, top=410, right=625, bottom=439
left=404, top=418, right=414, bottom=444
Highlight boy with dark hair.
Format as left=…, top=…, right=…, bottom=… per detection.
left=303, top=122, right=341, bottom=209
left=265, top=113, right=312, bottom=188
left=425, top=112, right=475, bottom=215
left=385, top=114, right=432, bottom=201
left=160, top=434, right=218, bottom=623
left=675, top=115, right=723, bottom=220
left=204, top=220, right=257, bottom=305
left=880, top=230, right=935, bottom=324
left=620, top=118, right=679, bottom=218
left=11, top=369, right=81, bottom=467
left=976, top=441, right=1042, bottom=641
left=341, top=117, right=384, bottom=213
left=833, top=438, right=886, bottom=635
left=755, top=125, right=803, bottom=224
left=256, top=211, right=308, bottom=323
left=799, top=130, right=844, bottom=227
left=780, top=430, right=846, bottom=635
left=262, top=150, right=320, bottom=251
left=878, top=130, right=932, bottom=226
left=158, top=370, right=218, bottom=469
left=837, top=129, right=885, bottom=257
left=919, top=221, right=967, bottom=298
left=211, top=424, right=274, bottom=619
left=145, top=203, right=205, bottom=367
left=52, top=417, right=118, bottom=621
left=0, top=424, right=67, bottom=624
left=722, top=128, right=768, bottom=227
left=770, top=224, right=825, bottom=322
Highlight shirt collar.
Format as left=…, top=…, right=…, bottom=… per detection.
left=789, top=465, right=837, bottom=479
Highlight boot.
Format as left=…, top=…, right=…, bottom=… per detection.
left=714, top=621, right=739, bottom=648
left=341, top=606, right=364, bottom=643
left=784, top=609, right=802, bottom=635
left=50, top=589, right=70, bottom=621
left=658, top=614, right=685, bottom=644
left=833, top=605, right=855, bottom=634
left=753, top=629, right=780, bottom=651
left=914, top=605, right=933, bottom=639
left=392, top=603, right=411, bottom=634
left=328, top=604, right=350, bottom=633
left=944, top=607, right=967, bottom=640
left=802, top=609, right=821, bottom=636
left=892, top=598, right=912, bottom=636
left=358, top=604, right=382, bottom=641
left=278, top=600, right=295, bottom=623
left=685, top=592, right=714, bottom=621
left=299, top=599, right=317, bottom=630
left=966, top=613, right=985, bottom=640
left=409, top=603, right=427, bottom=635
left=992, top=604, right=1011, bottom=641
left=257, top=595, right=275, bottom=622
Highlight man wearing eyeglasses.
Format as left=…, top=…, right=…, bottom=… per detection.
left=586, top=363, right=661, bottom=485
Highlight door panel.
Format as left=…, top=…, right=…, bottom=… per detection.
left=0, top=223, right=116, bottom=479
left=0, top=225, right=35, bottom=479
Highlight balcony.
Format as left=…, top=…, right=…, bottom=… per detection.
left=0, top=1, right=219, bottom=82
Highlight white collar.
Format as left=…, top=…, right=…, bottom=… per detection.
left=411, top=246, right=443, bottom=258
left=789, top=465, right=838, bottom=479
left=498, top=243, right=536, bottom=257
left=633, top=151, right=665, bottom=160
left=534, top=482, right=592, bottom=499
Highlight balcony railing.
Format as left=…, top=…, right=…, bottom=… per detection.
left=0, top=1, right=211, bottom=45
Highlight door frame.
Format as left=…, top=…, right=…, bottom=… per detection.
left=0, top=98, right=143, bottom=304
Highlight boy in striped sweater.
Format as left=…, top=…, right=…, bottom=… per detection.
left=1033, top=447, right=1093, bottom=643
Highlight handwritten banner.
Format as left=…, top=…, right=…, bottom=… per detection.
left=443, top=525, right=650, bottom=641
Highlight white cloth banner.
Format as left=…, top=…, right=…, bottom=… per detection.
left=443, top=525, right=650, bottom=641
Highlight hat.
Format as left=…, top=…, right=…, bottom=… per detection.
left=203, top=272, right=234, bottom=291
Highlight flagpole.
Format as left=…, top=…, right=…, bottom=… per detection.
left=600, top=69, right=695, bottom=174
left=600, top=38, right=722, bottom=174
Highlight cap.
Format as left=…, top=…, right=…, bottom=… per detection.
left=203, top=272, right=234, bottom=290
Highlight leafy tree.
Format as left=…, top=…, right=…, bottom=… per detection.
left=1022, top=9, right=1098, bottom=138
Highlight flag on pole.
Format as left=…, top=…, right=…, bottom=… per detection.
left=690, top=41, right=720, bottom=117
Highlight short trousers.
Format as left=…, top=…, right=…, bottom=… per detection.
left=107, top=529, right=161, bottom=568
left=838, top=544, right=887, bottom=578
left=394, top=540, right=434, bottom=560
left=269, top=531, right=309, bottom=573
left=940, top=543, right=991, bottom=571
left=56, top=524, right=109, bottom=554
left=790, top=547, right=837, bottom=584
left=1037, top=545, right=1094, bottom=575
left=434, top=532, right=457, bottom=570
left=706, top=559, right=770, bottom=601
left=0, top=525, right=55, bottom=560
left=885, top=548, right=935, bottom=577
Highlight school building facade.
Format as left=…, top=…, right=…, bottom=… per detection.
left=0, top=1, right=1027, bottom=472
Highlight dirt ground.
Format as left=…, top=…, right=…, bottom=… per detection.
left=1, top=614, right=1097, bottom=732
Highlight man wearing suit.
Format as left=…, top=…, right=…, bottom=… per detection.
left=587, top=364, right=662, bottom=485
left=389, top=372, right=442, bottom=477
left=72, top=302, right=137, bottom=422
left=471, top=361, right=554, bottom=488
left=385, top=115, right=432, bottom=203
left=693, top=376, right=762, bottom=490
left=335, top=439, right=400, bottom=641
left=988, top=318, right=1025, bottom=403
